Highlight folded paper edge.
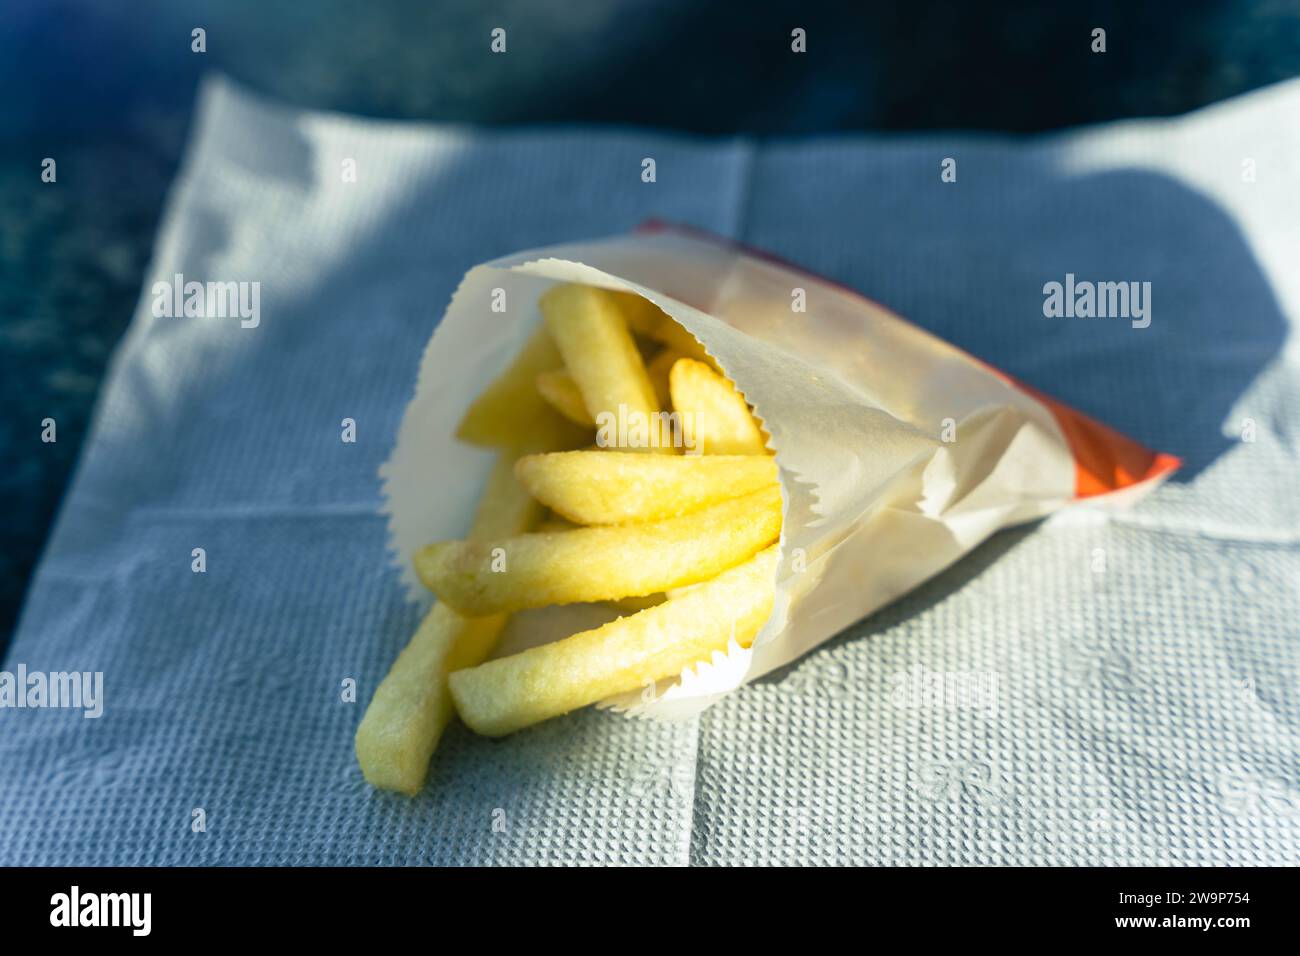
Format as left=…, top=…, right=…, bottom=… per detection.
left=635, top=218, right=1182, bottom=499
left=1010, top=379, right=1182, bottom=497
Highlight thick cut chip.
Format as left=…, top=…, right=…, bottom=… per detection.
left=535, top=369, right=595, bottom=427
left=515, top=450, right=777, bottom=524
left=354, top=605, right=506, bottom=794
left=415, top=485, right=782, bottom=615
left=669, top=358, right=768, bottom=455
left=541, top=283, right=665, bottom=452
left=356, top=449, right=547, bottom=794
left=450, top=545, right=779, bottom=736
left=456, top=322, right=565, bottom=447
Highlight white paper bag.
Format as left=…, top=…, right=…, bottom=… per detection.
left=382, top=223, right=1179, bottom=720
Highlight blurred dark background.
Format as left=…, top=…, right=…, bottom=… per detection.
left=3, top=0, right=1299, bottom=652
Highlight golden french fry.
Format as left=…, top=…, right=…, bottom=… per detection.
left=515, top=450, right=777, bottom=524
left=456, top=322, right=566, bottom=447
left=669, top=358, right=769, bottom=455
left=535, top=369, right=595, bottom=427
left=645, top=349, right=681, bottom=408
left=531, top=471, right=675, bottom=605
left=450, top=545, right=779, bottom=736
left=356, top=450, right=545, bottom=794
left=354, top=605, right=506, bottom=794
left=540, top=283, right=664, bottom=452
left=416, top=485, right=782, bottom=616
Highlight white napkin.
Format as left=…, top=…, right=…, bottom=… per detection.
left=2, top=75, right=1296, bottom=865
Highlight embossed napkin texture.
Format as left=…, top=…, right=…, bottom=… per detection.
left=2, top=76, right=1297, bottom=864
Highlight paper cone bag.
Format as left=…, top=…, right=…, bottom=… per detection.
left=381, top=222, right=1179, bottom=721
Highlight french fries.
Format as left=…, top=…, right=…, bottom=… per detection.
left=354, top=605, right=507, bottom=794
left=450, top=545, right=779, bottom=736
left=535, top=369, right=595, bottom=427
left=456, top=323, right=565, bottom=447
left=355, top=450, right=543, bottom=794
left=536, top=512, right=667, bottom=624
left=541, top=284, right=662, bottom=450
left=415, top=485, right=781, bottom=616
left=364, top=280, right=784, bottom=790
left=669, top=357, right=769, bottom=455
left=515, top=450, right=777, bottom=524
